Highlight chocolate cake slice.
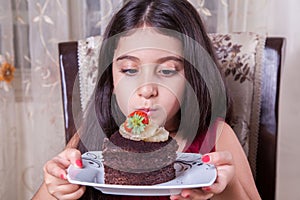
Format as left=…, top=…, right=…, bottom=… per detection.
left=102, top=111, right=178, bottom=185
left=102, top=131, right=178, bottom=185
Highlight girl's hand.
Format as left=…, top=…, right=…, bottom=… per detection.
left=43, top=148, right=86, bottom=200
left=170, top=151, right=234, bottom=200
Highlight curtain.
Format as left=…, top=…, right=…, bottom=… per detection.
left=266, top=1, right=300, bottom=199
left=188, top=0, right=269, bottom=34
left=0, top=0, right=69, bottom=199
left=0, top=1, right=16, bottom=199
left=0, top=0, right=122, bottom=199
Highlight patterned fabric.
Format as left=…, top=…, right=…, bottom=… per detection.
left=208, top=32, right=266, bottom=176
left=77, top=32, right=266, bottom=176
left=78, top=36, right=102, bottom=112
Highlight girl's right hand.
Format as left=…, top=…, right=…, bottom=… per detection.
left=43, top=148, right=86, bottom=200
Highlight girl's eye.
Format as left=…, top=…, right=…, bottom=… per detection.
left=121, top=69, right=138, bottom=75
left=158, top=69, right=177, bottom=77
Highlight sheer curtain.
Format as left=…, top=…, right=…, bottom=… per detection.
left=0, top=1, right=69, bottom=199
left=266, top=1, right=300, bottom=199
left=0, top=1, right=20, bottom=199
left=0, top=0, right=122, bottom=199
left=188, top=0, right=269, bottom=33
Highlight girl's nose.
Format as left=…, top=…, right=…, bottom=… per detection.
left=137, top=83, right=158, bottom=99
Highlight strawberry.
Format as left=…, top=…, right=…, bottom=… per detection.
left=129, top=111, right=149, bottom=124
left=124, top=120, right=132, bottom=132
left=124, top=111, right=149, bottom=134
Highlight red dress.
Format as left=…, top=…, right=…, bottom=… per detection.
left=107, top=123, right=218, bottom=200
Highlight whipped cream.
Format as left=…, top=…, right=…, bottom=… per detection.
left=119, top=120, right=169, bottom=142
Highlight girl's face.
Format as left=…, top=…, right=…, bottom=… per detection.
left=112, top=29, right=185, bottom=128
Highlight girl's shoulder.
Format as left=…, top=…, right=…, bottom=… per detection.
left=214, top=119, right=243, bottom=152
left=211, top=118, right=234, bottom=138
left=218, top=120, right=234, bottom=134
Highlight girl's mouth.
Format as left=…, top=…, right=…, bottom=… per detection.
left=137, top=108, right=154, bottom=115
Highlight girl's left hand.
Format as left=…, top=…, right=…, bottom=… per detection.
left=170, top=151, right=234, bottom=200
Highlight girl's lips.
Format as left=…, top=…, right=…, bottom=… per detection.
left=137, top=108, right=155, bottom=115
left=137, top=108, right=149, bottom=112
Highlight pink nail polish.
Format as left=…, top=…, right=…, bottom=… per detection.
left=60, top=174, right=65, bottom=180
left=202, top=155, right=210, bottom=163
left=76, top=159, right=83, bottom=168
left=203, top=186, right=211, bottom=191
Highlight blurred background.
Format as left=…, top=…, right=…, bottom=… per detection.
left=0, top=0, right=299, bottom=199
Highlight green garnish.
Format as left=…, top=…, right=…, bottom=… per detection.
left=127, top=113, right=146, bottom=134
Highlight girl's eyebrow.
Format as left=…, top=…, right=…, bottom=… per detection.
left=116, top=55, right=183, bottom=63
left=157, top=56, right=183, bottom=64
left=116, top=55, right=140, bottom=62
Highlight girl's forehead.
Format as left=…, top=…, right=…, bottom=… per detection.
left=114, top=28, right=182, bottom=58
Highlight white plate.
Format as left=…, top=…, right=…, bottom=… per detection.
left=67, top=151, right=217, bottom=196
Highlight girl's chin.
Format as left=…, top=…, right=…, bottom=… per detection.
left=149, top=117, right=167, bottom=127
left=153, top=114, right=169, bottom=127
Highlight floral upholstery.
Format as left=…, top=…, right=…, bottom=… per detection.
left=208, top=33, right=266, bottom=175
left=77, top=36, right=102, bottom=112
left=77, top=32, right=266, bottom=175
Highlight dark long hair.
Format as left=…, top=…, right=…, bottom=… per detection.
left=78, top=0, right=229, bottom=199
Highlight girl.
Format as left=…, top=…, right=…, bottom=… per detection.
left=33, top=0, right=261, bottom=199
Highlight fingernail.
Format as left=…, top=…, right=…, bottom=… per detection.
left=76, top=159, right=83, bottom=168
left=60, top=174, right=66, bottom=180
left=203, top=186, right=211, bottom=191
left=202, top=155, right=210, bottom=163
